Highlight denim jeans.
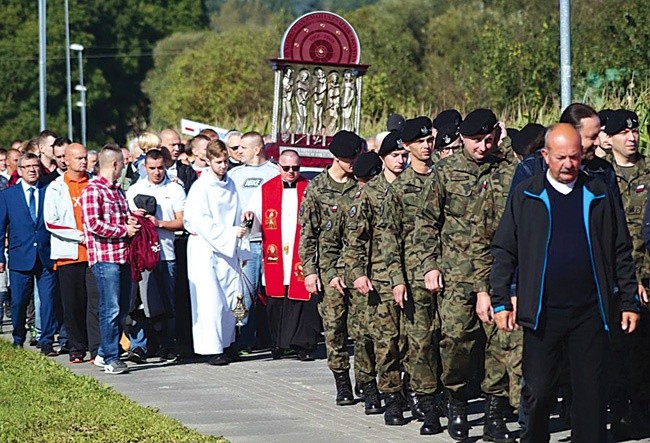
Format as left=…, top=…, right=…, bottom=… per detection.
left=129, top=260, right=177, bottom=354
left=237, top=241, right=261, bottom=348
left=91, top=262, right=132, bottom=365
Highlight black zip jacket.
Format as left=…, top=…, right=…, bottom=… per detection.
left=490, top=172, right=639, bottom=331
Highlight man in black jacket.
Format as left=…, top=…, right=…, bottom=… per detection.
left=490, top=123, right=640, bottom=443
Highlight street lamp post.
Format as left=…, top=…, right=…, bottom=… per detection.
left=70, top=44, right=86, bottom=146
left=65, top=0, right=73, bottom=140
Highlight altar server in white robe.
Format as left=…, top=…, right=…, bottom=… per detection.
left=184, top=139, right=249, bottom=366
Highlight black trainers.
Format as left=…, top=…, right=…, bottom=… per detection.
left=41, top=345, right=58, bottom=357
left=127, top=347, right=147, bottom=364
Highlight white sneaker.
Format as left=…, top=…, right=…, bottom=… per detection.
left=104, top=360, right=129, bottom=374
left=93, top=355, right=105, bottom=368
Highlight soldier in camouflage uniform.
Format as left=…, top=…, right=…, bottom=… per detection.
left=298, top=130, right=363, bottom=406
left=472, top=127, right=526, bottom=442
left=414, top=109, right=514, bottom=441
left=604, top=110, right=650, bottom=438
left=344, top=133, right=420, bottom=424
left=379, top=117, right=444, bottom=433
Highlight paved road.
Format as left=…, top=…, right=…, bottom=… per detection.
left=0, top=317, right=582, bottom=443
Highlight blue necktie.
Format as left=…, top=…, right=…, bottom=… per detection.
left=28, top=187, right=36, bottom=223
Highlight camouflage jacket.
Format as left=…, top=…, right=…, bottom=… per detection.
left=298, top=166, right=359, bottom=284
left=343, top=172, right=394, bottom=284
left=471, top=156, right=518, bottom=292
left=607, top=152, right=650, bottom=284
left=414, top=148, right=505, bottom=284
left=379, top=166, right=433, bottom=288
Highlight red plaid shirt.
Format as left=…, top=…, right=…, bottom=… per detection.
left=81, top=175, right=130, bottom=265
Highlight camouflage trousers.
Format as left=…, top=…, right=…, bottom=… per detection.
left=317, top=285, right=350, bottom=373
left=347, top=287, right=377, bottom=384
left=438, top=281, right=485, bottom=401
left=482, top=323, right=523, bottom=408
left=366, top=281, right=402, bottom=393
left=401, top=279, right=440, bottom=395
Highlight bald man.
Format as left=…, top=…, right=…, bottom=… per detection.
left=490, top=123, right=640, bottom=442
left=159, top=129, right=197, bottom=194
left=81, top=146, right=140, bottom=374
left=44, top=143, right=100, bottom=363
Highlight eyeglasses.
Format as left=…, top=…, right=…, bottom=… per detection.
left=229, top=145, right=241, bottom=151
left=279, top=165, right=300, bottom=172
left=19, top=164, right=39, bottom=170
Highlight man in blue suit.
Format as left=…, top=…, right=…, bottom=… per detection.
left=0, top=152, right=59, bottom=355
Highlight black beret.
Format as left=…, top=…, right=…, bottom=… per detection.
left=387, top=114, right=405, bottom=132
left=329, top=130, right=364, bottom=158
left=459, top=108, right=498, bottom=136
left=512, top=123, right=546, bottom=156
left=506, top=128, right=520, bottom=140
left=598, top=109, right=615, bottom=129
left=604, top=109, right=639, bottom=135
left=353, top=151, right=383, bottom=178
left=432, top=109, right=462, bottom=131
left=378, top=130, right=404, bottom=156
left=434, top=124, right=460, bottom=149
left=402, top=116, right=433, bottom=142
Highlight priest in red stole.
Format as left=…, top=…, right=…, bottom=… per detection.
left=244, top=150, right=321, bottom=360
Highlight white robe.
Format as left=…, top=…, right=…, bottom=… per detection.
left=184, top=170, right=248, bottom=355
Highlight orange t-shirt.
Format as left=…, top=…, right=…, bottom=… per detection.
left=56, top=174, right=89, bottom=268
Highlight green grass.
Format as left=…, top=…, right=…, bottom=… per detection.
left=0, top=341, right=226, bottom=443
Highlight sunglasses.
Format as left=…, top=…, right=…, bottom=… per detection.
left=229, top=145, right=241, bottom=151
left=279, top=165, right=300, bottom=172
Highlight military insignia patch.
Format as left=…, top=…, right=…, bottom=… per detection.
left=331, top=205, right=338, bottom=213
left=326, top=220, right=333, bottom=231
left=349, top=206, right=357, bottom=217
left=636, top=184, right=646, bottom=193
left=354, top=191, right=361, bottom=198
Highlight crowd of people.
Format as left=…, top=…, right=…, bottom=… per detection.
left=2, top=102, right=649, bottom=442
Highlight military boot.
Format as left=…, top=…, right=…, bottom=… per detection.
left=418, top=394, right=442, bottom=435
left=333, top=371, right=355, bottom=406
left=483, top=395, right=516, bottom=443
left=447, top=397, right=470, bottom=441
left=384, top=393, right=406, bottom=426
left=361, top=380, right=384, bottom=415
left=405, top=388, right=425, bottom=420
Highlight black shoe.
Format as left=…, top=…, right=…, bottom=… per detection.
left=384, top=392, right=406, bottom=426
left=406, top=389, right=425, bottom=421
left=483, top=395, right=516, bottom=443
left=58, top=345, right=70, bottom=355
left=209, top=353, right=229, bottom=366
left=361, top=381, right=384, bottom=415
left=447, top=397, right=469, bottom=441
left=158, top=349, right=179, bottom=364
left=333, top=371, right=355, bottom=406
left=297, top=349, right=314, bottom=361
left=41, top=345, right=58, bottom=357
left=29, top=337, right=38, bottom=347
left=271, top=347, right=284, bottom=360
left=418, top=394, right=443, bottom=435
left=127, top=347, right=147, bottom=364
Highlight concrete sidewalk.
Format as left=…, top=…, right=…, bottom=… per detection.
left=2, top=320, right=577, bottom=442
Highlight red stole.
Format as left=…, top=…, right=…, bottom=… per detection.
left=261, top=176, right=310, bottom=301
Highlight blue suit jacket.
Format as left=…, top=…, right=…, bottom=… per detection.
left=0, top=183, right=54, bottom=271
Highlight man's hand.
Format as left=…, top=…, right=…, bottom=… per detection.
left=127, top=215, right=140, bottom=225
left=0, top=263, right=5, bottom=273
left=392, top=284, right=407, bottom=309
left=145, top=215, right=162, bottom=228
left=241, top=211, right=254, bottom=222
left=494, top=310, right=517, bottom=332
left=79, top=234, right=86, bottom=246
left=638, top=283, right=649, bottom=305
left=329, top=276, right=347, bottom=295
left=235, top=227, right=247, bottom=238
left=131, top=209, right=146, bottom=217
left=304, top=274, right=322, bottom=294
left=476, top=291, right=494, bottom=324
left=126, top=223, right=140, bottom=238
left=424, top=269, right=444, bottom=292
left=622, top=311, right=640, bottom=334
left=353, top=276, right=373, bottom=295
